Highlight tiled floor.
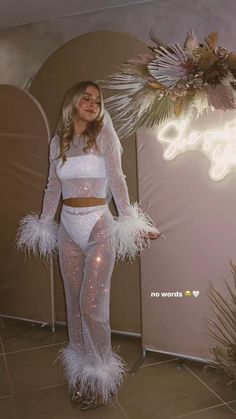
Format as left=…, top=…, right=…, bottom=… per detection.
left=0, top=317, right=236, bottom=419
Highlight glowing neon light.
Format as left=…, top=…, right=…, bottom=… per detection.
left=157, top=118, right=236, bottom=180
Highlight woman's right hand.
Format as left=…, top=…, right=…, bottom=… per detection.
left=148, top=231, right=162, bottom=240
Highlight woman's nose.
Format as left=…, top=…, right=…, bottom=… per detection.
left=89, top=97, right=99, bottom=107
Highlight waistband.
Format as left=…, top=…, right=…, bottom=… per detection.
left=62, top=204, right=109, bottom=216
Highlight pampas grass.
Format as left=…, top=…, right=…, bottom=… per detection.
left=207, top=261, right=236, bottom=385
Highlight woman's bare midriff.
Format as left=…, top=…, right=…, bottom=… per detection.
left=63, top=197, right=106, bottom=207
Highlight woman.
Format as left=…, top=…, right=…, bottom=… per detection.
left=16, top=81, right=161, bottom=410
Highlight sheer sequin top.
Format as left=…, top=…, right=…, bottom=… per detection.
left=40, top=125, right=132, bottom=220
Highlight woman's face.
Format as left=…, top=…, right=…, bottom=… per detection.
left=76, top=85, right=101, bottom=123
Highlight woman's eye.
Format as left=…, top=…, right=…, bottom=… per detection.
left=81, top=95, right=101, bottom=105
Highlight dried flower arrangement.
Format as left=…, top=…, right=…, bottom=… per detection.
left=100, top=31, right=236, bottom=138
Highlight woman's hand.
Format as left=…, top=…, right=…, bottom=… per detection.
left=148, top=231, right=162, bottom=240
left=135, top=230, right=165, bottom=248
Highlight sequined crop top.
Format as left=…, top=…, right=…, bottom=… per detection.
left=40, top=124, right=132, bottom=220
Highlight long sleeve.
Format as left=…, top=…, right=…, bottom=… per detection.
left=101, top=126, right=132, bottom=217
left=99, top=125, right=159, bottom=262
left=40, top=136, right=61, bottom=220
left=15, top=136, right=60, bottom=259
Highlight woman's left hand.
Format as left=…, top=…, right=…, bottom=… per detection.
left=148, top=231, right=162, bottom=240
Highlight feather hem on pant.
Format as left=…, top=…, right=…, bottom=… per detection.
left=15, top=213, right=59, bottom=258
left=108, top=201, right=159, bottom=262
left=58, top=345, right=127, bottom=403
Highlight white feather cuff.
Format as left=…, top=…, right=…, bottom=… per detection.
left=16, top=213, right=59, bottom=258
left=108, top=202, right=159, bottom=262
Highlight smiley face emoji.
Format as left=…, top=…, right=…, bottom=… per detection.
left=184, top=290, right=192, bottom=297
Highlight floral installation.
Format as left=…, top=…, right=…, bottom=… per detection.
left=100, top=31, right=236, bottom=138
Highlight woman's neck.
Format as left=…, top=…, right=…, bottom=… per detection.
left=73, top=119, right=87, bottom=136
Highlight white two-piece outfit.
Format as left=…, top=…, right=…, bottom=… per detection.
left=16, top=111, right=159, bottom=403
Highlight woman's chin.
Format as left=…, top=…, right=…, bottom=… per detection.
left=81, top=114, right=98, bottom=123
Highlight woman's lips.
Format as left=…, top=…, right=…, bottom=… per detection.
left=85, top=108, right=96, bottom=114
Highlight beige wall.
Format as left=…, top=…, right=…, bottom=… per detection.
left=0, top=32, right=149, bottom=335
left=1, top=0, right=236, bottom=352
left=29, top=31, right=147, bottom=334
left=1, top=1, right=236, bottom=90
left=0, top=84, right=53, bottom=323
left=138, top=108, right=236, bottom=361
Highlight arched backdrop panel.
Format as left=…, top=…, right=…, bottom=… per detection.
left=29, top=31, right=148, bottom=334
left=0, top=84, right=53, bottom=323
left=138, top=109, right=236, bottom=361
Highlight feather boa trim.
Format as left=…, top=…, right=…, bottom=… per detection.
left=58, top=345, right=127, bottom=403
left=15, top=213, right=59, bottom=258
left=108, top=202, right=159, bottom=262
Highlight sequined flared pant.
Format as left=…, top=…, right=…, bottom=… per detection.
left=58, top=204, right=127, bottom=403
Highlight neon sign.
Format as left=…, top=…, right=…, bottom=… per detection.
left=157, top=117, right=236, bottom=181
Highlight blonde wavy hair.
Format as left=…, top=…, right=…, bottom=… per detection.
left=56, top=81, right=105, bottom=163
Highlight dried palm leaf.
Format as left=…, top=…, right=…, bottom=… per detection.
left=104, top=87, right=159, bottom=138
left=174, top=97, right=184, bottom=117
left=204, top=32, right=218, bottom=51
left=209, top=289, right=236, bottom=325
left=202, top=62, right=228, bottom=87
left=207, top=84, right=235, bottom=110
left=209, top=305, right=236, bottom=337
left=100, top=30, right=236, bottom=139
left=213, top=310, right=236, bottom=340
left=122, top=52, right=154, bottom=78
left=226, top=52, right=236, bottom=69
left=208, top=321, right=233, bottom=346
left=207, top=322, right=231, bottom=346
left=209, top=310, right=234, bottom=336
left=183, top=30, right=199, bottom=56
left=212, top=346, right=236, bottom=379
left=149, top=30, right=167, bottom=49
left=147, top=81, right=167, bottom=91
left=224, top=279, right=236, bottom=306
left=137, top=95, right=175, bottom=128
left=206, top=262, right=236, bottom=383
left=198, top=50, right=217, bottom=71
left=148, top=44, right=188, bottom=88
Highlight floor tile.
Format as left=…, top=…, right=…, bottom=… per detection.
left=141, top=349, right=178, bottom=367
left=0, top=355, right=11, bottom=397
left=0, top=334, right=3, bottom=354
left=2, top=320, right=236, bottom=419
left=173, top=402, right=236, bottom=418
left=111, top=333, right=142, bottom=371
left=229, top=401, right=236, bottom=410
left=0, top=317, right=68, bottom=353
left=15, top=384, right=127, bottom=419
left=0, top=397, right=18, bottom=419
left=117, top=358, right=224, bottom=419
left=6, top=343, right=64, bottom=394
left=182, top=359, right=236, bottom=404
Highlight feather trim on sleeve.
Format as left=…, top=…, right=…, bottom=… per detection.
left=108, top=202, right=159, bottom=262
left=15, top=213, right=59, bottom=258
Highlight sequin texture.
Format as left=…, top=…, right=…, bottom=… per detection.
left=37, top=121, right=157, bottom=402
